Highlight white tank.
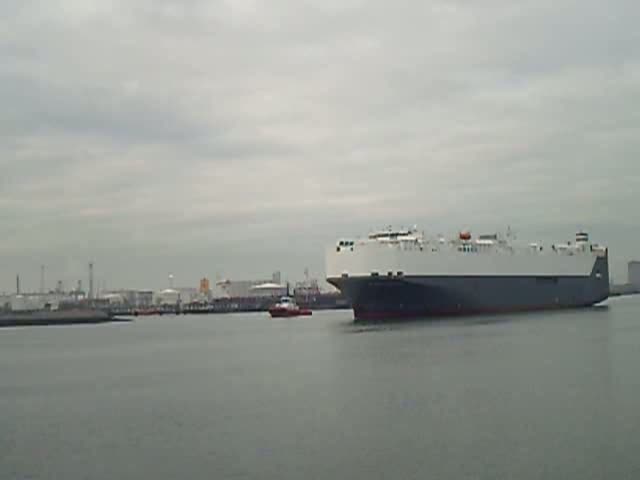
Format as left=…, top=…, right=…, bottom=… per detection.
left=155, top=289, right=181, bottom=305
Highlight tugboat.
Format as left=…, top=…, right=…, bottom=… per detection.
left=268, top=296, right=312, bottom=318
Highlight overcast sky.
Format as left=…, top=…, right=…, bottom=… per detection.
left=1, top=0, right=639, bottom=292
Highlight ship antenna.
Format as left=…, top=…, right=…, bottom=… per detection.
left=506, top=225, right=517, bottom=240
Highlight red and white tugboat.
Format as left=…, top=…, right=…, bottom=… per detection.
left=268, top=296, right=312, bottom=318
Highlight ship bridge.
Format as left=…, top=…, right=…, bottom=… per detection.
left=337, top=227, right=423, bottom=253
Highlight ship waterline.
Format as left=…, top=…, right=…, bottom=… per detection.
left=326, top=228, right=609, bottom=321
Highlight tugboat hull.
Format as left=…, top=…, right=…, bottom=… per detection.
left=268, top=307, right=312, bottom=318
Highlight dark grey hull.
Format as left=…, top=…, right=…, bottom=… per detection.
left=327, top=257, right=610, bottom=321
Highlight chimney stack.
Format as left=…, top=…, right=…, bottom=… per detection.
left=89, top=262, right=94, bottom=300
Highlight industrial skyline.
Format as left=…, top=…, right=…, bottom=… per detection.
left=5, top=255, right=640, bottom=299
left=2, top=261, right=323, bottom=297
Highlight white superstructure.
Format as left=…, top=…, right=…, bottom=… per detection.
left=327, top=228, right=607, bottom=279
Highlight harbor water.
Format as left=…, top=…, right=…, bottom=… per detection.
left=2, top=296, right=640, bottom=479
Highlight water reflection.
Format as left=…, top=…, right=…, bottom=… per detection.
left=1, top=297, right=638, bottom=479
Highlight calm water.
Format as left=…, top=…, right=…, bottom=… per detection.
left=2, top=296, right=640, bottom=479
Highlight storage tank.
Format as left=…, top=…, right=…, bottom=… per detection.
left=102, top=293, right=125, bottom=305
left=250, top=282, right=287, bottom=298
left=155, top=288, right=181, bottom=305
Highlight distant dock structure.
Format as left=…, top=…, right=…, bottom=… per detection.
left=609, top=261, right=640, bottom=297
left=630, top=261, right=640, bottom=291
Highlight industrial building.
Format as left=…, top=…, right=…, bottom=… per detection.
left=199, top=278, right=211, bottom=299
left=5, top=295, right=49, bottom=311
left=100, top=289, right=154, bottom=308
left=216, top=272, right=283, bottom=298
left=0, top=292, right=73, bottom=312
left=630, top=261, right=640, bottom=292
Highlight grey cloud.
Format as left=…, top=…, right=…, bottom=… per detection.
left=0, top=73, right=203, bottom=143
left=1, top=0, right=639, bottom=291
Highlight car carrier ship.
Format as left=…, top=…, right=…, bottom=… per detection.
left=326, top=228, right=609, bottom=321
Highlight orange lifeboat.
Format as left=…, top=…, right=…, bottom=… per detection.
left=459, top=231, right=472, bottom=241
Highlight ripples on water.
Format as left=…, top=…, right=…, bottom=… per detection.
left=1, top=296, right=639, bottom=480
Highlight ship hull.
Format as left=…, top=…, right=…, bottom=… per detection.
left=328, top=257, right=609, bottom=321
left=268, top=307, right=312, bottom=318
